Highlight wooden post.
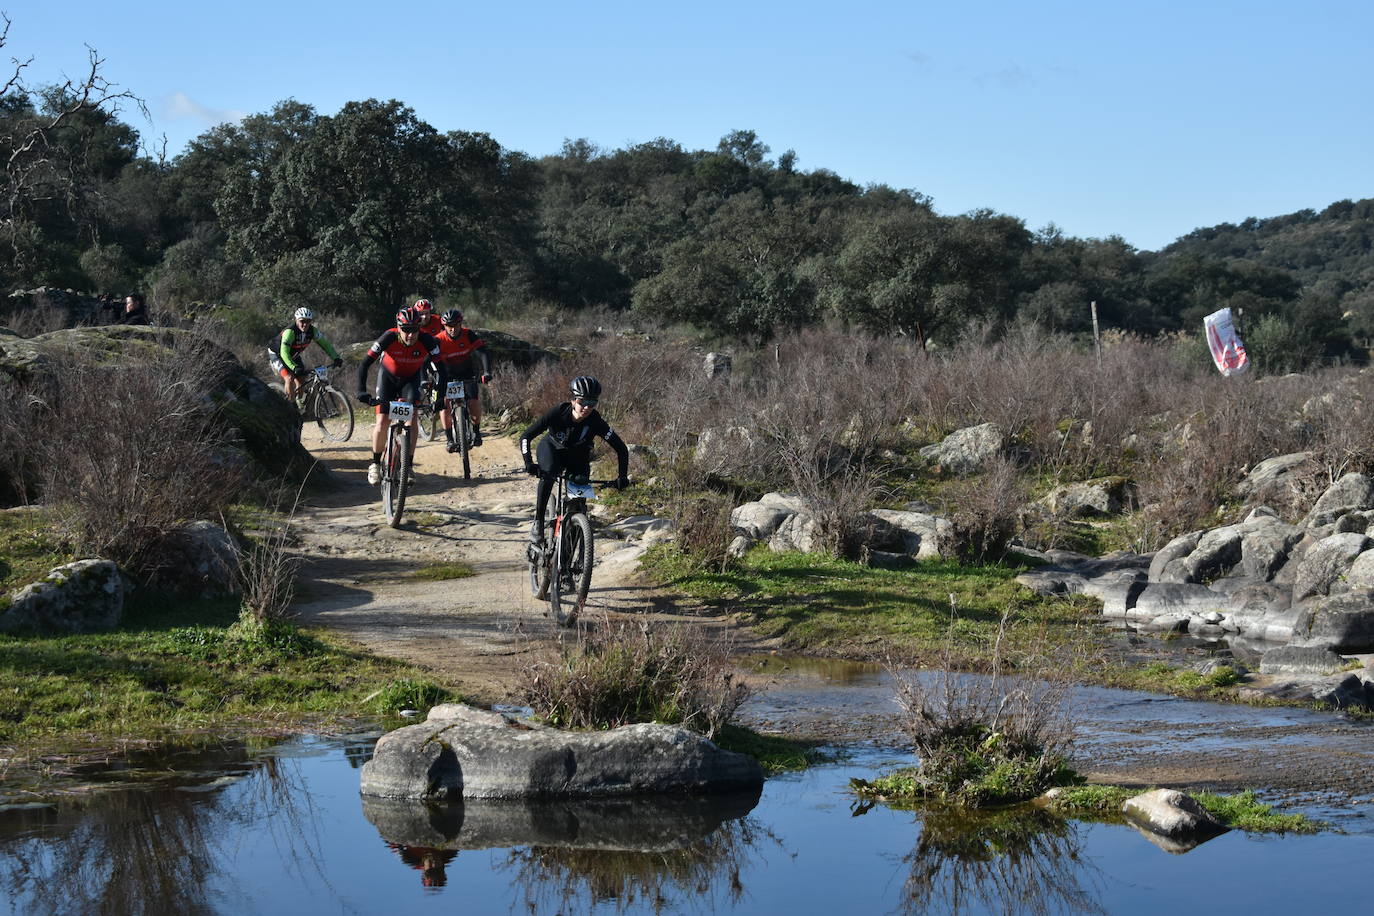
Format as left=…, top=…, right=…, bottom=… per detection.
left=1091, top=300, right=1102, bottom=369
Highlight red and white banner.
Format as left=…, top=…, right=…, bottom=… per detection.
left=1204, top=307, right=1249, bottom=377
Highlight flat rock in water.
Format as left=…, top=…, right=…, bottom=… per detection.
left=1121, top=789, right=1228, bottom=849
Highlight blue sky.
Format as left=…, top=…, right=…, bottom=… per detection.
left=8, top=0, right=1371, bottom=251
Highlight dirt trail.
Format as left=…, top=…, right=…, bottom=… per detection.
left=289, top=419, right=772, bottom=702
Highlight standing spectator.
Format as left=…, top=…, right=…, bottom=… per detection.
left=117, top=293, right=150, bottom=326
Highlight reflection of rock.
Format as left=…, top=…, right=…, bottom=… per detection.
left=1126, top=821, right=1215, bottom=855
left=359, top=703, right=764, bottom=800
left=1121, top=789, right=1228, bottom=852
left=361, top=789, right=761, bottom=853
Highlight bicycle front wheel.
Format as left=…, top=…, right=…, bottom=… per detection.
left=315, top=387, right=354, bottom=442
left=549, top=513, right=593, bottom=627
left=457, top=403, right=472, bottom=480
left=382, top=426, right=410, bottom=527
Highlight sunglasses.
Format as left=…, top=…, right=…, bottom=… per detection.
left=574, top=398, right=598, bottom=408
left=399, top=325, right=420, bottom=333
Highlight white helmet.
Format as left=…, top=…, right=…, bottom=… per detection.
left=294, top=307, right=315, bottom=321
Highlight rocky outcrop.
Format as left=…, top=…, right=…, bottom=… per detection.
left=0, top=325, right=314, bottom=486
left=726, top=493, right=956, bottom=562
left=0, top=559, right=124, bottom=633
left=359, top=704, right=764, bottom=801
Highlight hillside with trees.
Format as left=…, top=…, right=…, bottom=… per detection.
left=2, top=28, right=1372, bottom=369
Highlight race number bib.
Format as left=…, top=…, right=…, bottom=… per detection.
left=568, top=481, right=595, bottom=499
left=387, top=401, right=414, bottom=422
left=446, top=380, right=467, bottom=400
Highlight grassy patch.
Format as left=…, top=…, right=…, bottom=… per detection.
left=1194, top=789, right=1321, bottom=833
left=643, top=545, right=1097, bottom=660
left=411, top=562, right=475, bottom=581
left=1046, top=785, right=1320, bottom=833
left=1107, top=661, right=1244, bottom=697
left=712, top=723, right=819, bottom=774
left=0, top=508, right=75, bottom=599
left=0, top=592, right=457, bottom=754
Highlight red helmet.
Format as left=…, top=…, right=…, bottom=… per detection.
left=395, top=306, right=422, bottom=331
left=412, top=298, right=433, bottom=314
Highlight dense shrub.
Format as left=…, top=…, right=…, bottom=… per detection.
left=519, top=619, right=749, bottom=737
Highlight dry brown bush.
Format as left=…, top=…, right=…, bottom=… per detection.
left=943, top=455, right=1029, bottom=562
left=32, top=340, right=247, bottom=578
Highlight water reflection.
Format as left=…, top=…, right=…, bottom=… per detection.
left=0, top=742, right=295, bottom=916
left=893, top=807, right=1105, bottom=916
left=363, top=790, right=768, bottom=910
left=0, top=736, right=377, bottom=916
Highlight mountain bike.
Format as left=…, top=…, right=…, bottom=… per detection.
left=440, top=378, right=478, bottom=480
left=527, top=471, right=617, bottom=627
left=377, top=398, right=417, bottom=528
left=298, top=366, right=354, bottom=442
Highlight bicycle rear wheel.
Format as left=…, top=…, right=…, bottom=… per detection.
left=423, top=395, right=442, bottom=441
left=315, top=387, right=354, bottom=442
left=549, top=513, right=593, bottom=627
left=382, top=426, right=410, bottom=527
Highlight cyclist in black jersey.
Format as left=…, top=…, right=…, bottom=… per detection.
left=520, top=375, right=630, bottom=546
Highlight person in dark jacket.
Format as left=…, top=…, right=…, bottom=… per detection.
left=117, top=293, right=149, bottom=325
left=519, top=375, right=629, bottom=546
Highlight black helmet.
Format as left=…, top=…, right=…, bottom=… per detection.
left=441, top=308, right=463, bottom=325
left=570, top=375, right=601, bottom=402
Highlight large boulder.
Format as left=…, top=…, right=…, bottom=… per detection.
left=1290, top=532, right=1370, bottom=602
left=1037, top=476, right=1135, bottom=518
left=1289, top=590, right=1374, bottom=653
left=0, top=559, right=124, bottom=633
left=1015, top=551, right=1150, bottom=598
left=1303, top=473, right=1374, bottom=528
left=860, top=509, right=956, bottom=561
left=144, top=520, right=241, bottom=597
left=1239, top=515, right=1304, bottom=581
left=1149, top=531, right=1204, bottom=583
left=359, top=704, right=764, bottom=801
left=730, top=502, right=791, bottom=540
left=768, top=512, right=822, bottom=553
left=1237, top=452, right=1315, bottom=503
left=1259, top=645, right=1351, bottom=676
left=918, top=423, right=1005, bottom=475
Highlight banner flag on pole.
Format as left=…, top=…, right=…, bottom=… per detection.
left=1204, top=307, right=1249, bottom=376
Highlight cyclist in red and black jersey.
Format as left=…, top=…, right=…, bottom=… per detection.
left=435, top=308, right=492, bottom=452
left=356, top=306, right=448, bottom=486
left=412, top=298, right=443, bottom=338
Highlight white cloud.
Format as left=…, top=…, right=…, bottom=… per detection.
left=162, top=91, right=247, bottom=127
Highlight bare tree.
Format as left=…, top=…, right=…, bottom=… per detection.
left=0, top=14, right=146, bottom=265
